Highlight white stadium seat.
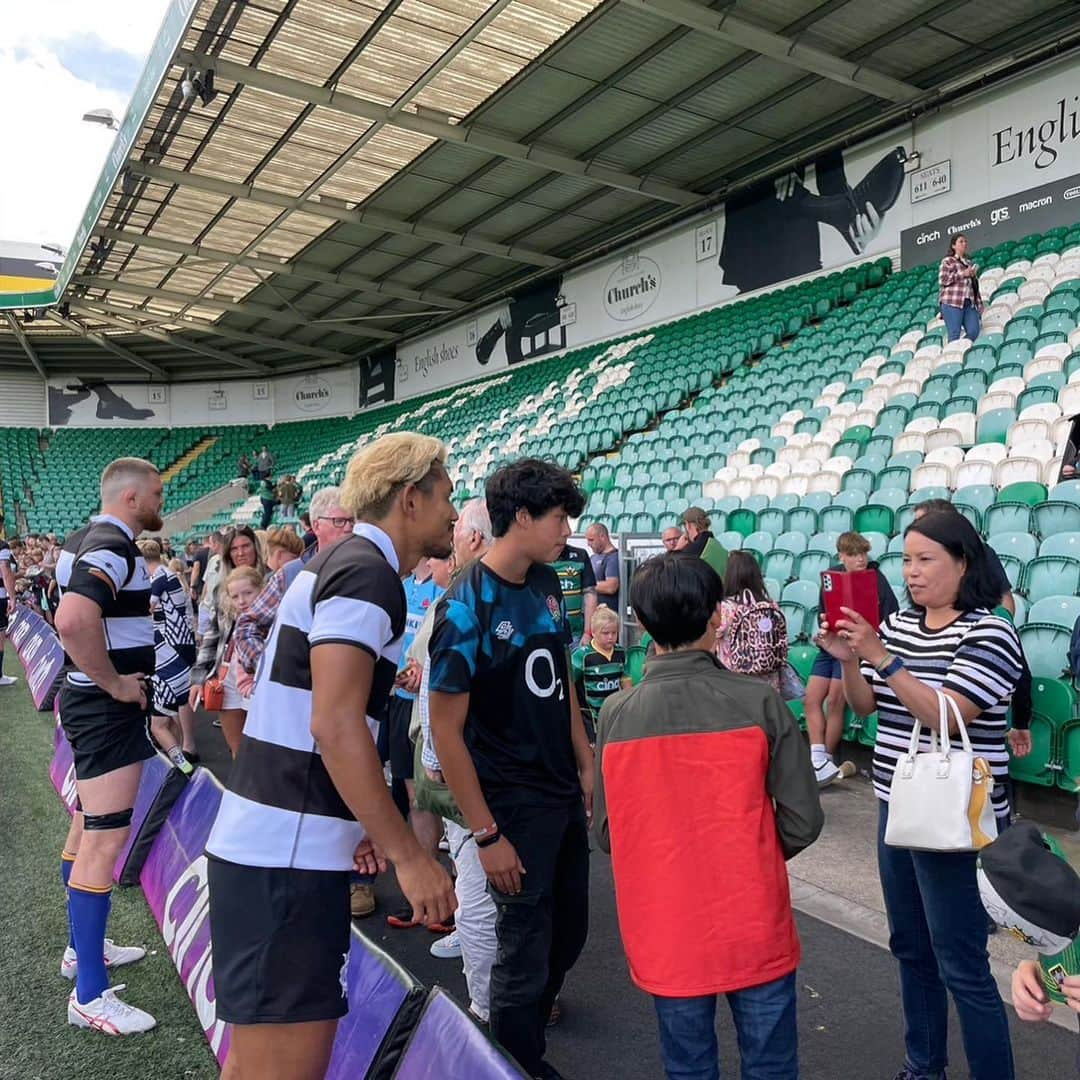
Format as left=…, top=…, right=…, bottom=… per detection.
left=912, top=462, right=954, bottom=489
left=782, top=475, right=811, bottom=495
left=995, top=457, right=1043, bottom=487
left=1044, top=457, right=1065, bottom=485
left=964, top=443, right=1007, bottom=465
left=1008, top=419, right=1051, bottom=445
left=954, top=459, right=995, bottom=488
left=892, top=431, right=927, bottom=455
left=925, top=445, right=965, bottom=468
left=978, top=391, right=1017, bottom=415
left=1018, top=402, right=1062, bottom=424
left=1008, top=440, right=1055, bottom=463
left=924, top=427, right=963, bottom=452
left=940, top=412, right=977, bottom=444
left=805, top=472, right=838, bottom=494
left=905, top=416, right=940, bottom=434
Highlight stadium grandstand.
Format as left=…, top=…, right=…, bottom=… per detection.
left=5, top=1, right=1080, bottom=1078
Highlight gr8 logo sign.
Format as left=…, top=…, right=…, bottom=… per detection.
left=524, top=648, right=565, bottom=701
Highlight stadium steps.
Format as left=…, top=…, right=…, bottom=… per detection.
left=160, top=435, right=218, bottom=483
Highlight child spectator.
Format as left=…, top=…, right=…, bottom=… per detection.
left=715, top=550, right=788, bottom=692
left=593, top=553, right=823, bottom=1080
left=807, top=530, right=898, bottom=786
left=572, top=606, right=631, bottom=744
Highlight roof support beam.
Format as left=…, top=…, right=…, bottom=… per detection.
left=3, top=312, right=47, bottom=378
left=618, top=0, right=920, bottom=102
left=47, top=312, right=167, bottom=378
left=68, top=304, right=270, bottom=374
left=73, top=275, right=396, bottom=341
left=94, top=226, right=465, bottom=309
left=126, top=161, right=561, bottom=269
left=176, top=50, right=701, bottom=207
left=73, top=298, right=353, bottom=363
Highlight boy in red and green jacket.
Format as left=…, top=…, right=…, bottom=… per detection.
left=593, top=553, right=823, bottom=1080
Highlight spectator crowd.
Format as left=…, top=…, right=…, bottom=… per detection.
left=6, top=431, right=1078, bottom=1080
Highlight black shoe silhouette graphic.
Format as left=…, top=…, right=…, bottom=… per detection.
left=476, top=320, right=505, bottom=365
left=84, top=382, right=155, bottom=421
left=49, top=386, right=92, bottom=424
left=852, top=146, right=907, bottom=220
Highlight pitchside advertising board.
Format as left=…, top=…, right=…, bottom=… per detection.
left=46, top=722, right=516, bottom=1076
left=6, top=608, right=65, bottom=709
left=900, top=170, right=1080, bottom=268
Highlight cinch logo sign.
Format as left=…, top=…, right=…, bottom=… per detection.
left=163, top=856, right=227, bottom=1056
left=604, top=254, right=661, bottom=322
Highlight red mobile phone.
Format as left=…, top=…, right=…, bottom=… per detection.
left=821, top=569, right=880, bottom=630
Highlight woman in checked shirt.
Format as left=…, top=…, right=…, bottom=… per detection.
left=938, top=232, right=982, bottom=342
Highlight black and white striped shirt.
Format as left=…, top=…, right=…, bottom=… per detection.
left=0, top=540, right=12, bottom=601
left=207, top=523, right=405, bottom=871
left=150, top=566, right=195, bottom=651
left=55, top=514, right=154, bottom=691
left=861, top=608, right=1022, bottom=816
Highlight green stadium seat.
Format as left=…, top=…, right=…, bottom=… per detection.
left=779, top=602, right=808, bottom=644
left=1039, top=534, right=1080, bottom=559
left=984, top=503, right=1032, bottom=536
left=1025, top=558, right=1080, bottom=603
left=997, top=482, right=1048, bottom=507
left=1009, top=677, right=1073, bottom=787
left=854, top=505, right=894, bottom=535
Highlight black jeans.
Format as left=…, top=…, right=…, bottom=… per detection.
left=489, top=798, right=590, bottom=1076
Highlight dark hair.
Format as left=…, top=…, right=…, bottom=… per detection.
left=903, top=511, right=1003, bottom=612
left=682, top=506, right=710, bottom=529
left=914, top=498, right=953, bottom=516
left=947, top=233, right=967, bottom=257
left=222, top=525, right=264, bottom=576
left=723, top=550, right=767, bottom=603
left=630, top=552, right=723, bottom=649
left=485, top=458, right=585, bottom=539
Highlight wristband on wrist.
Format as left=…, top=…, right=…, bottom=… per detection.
left=472, top=822, right=498, bottom=839
left=475, top=830, right=501, bottom=849
left=877, top=654, right=904, bottom=678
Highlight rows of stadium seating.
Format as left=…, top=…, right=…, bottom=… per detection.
left=184, top=258, right=892, bottom=537
left=5, top=225, right=1080, bottom=794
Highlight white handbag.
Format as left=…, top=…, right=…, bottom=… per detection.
left=884, top=691, right=998, bottom=852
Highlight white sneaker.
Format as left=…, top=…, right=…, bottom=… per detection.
left=814, top=758, right=840, bottom=787
left=61, top=939, right=147, bottom=980
left=430, top=929, right=462, bottom=959
left=67, top=984, right=157, bottom=1034
left=0, top=675, right=17, bottom=687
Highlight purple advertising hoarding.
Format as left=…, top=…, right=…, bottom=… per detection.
left=6, top=607, right=66, bottom=709
left=138, top=768, right=422, bottom=1073
left=396, top=990, right=528, bottom=1079
left=49, top=718, right=78, bottom=815
left=113, top=752, right=172, bottom=885
left=139, top=767, right=230, bottom=1063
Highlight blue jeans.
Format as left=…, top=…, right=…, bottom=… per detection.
left=940, top=300, right=980, bottom=342
left=876, top=801, right=1014, bottom=1079
left=652, top=972, right=798, bottom=1080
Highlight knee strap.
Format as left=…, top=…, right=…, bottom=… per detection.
left=83, top=808, right=134, bottom=831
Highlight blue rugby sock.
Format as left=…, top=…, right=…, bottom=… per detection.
left=61, top=852, right=76, bottom=950
left=68, top=883, right=112, bottom=1004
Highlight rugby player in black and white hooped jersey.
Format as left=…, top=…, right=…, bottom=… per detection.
left=53, top=458, right=164, bottom=1034
left=0, top=530, right=17, bottom=685
left=205, top=432, right=458, bottom=1080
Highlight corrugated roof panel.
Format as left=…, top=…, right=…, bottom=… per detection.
left=615, top=37, right=747, bottom=103
left=538, top=86, right=685, bottom=157
left=478, top=66, right=597, bottom=137
left=869, top=26, right=965, bottom=79
left=548, top=4, right=672, bottom=78
left=597, top=106, right=718, bottom=168
left=730, top=0, right=833, bottom=32
left=801, top=0, right=935, bottom=56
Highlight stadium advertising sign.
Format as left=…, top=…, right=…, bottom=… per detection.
left=49, top=723, right=79, bottom=815
left=140, top=768, right=422, bottom=1073
left=7, top=607, right=66, bottom=709
left=900, top=169, right=1080, bottom=268
left=140, top=767, right=231, bottom=1063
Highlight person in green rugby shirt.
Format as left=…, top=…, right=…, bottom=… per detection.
left=572, top=606, right=631, bottom=744
left=551, top=541, right=596, bottom=650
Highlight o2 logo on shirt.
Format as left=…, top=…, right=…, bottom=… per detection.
left=525, top=648, right=565, bottom=701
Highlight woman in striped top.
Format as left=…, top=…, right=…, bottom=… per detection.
left=819, top=511, right=1020, bottom=1080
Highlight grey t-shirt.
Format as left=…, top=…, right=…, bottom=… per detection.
left=591, top=549, right=620, bottom=613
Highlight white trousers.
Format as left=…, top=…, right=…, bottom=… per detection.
left=445, top=819, right=498, bottom=1020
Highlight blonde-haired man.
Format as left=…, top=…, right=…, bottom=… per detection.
left=206, top=432, right=457, bottom=1080
left=54, top=457, right=164, bottom=1033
